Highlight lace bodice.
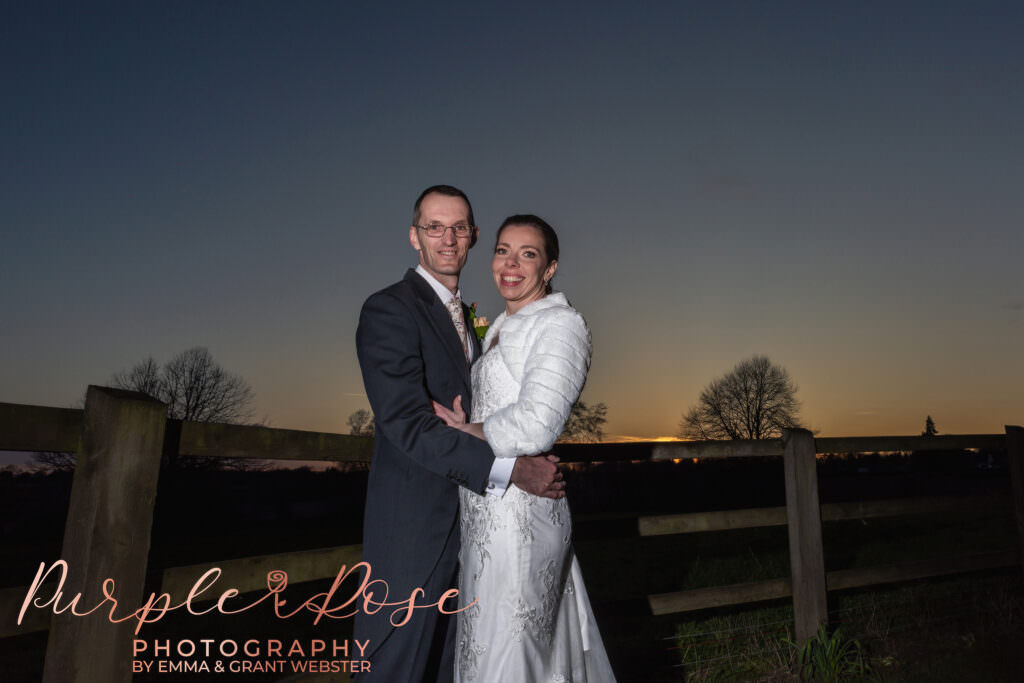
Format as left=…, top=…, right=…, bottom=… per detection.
left=470, top=342, right=519, bottom=424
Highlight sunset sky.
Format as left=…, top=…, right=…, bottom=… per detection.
left=3, top=1, right=1022, bottom=446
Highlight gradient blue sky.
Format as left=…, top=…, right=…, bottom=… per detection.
left=3, top=1, right=1022, bottom=442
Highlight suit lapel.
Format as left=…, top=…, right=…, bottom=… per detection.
left=404, top=270, right=472, bottom=393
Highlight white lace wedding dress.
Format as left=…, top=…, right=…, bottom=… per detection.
left=455, top=294, right=616, bottom=683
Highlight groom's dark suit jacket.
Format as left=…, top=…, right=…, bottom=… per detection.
left=354, top=269, right=494, bottom=667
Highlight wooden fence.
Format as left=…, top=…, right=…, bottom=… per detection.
left=1, top=386, right=1022, bottom=682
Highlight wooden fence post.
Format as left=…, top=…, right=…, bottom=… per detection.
left=42, top=386, right=167, bottom=683
left=783, top=428, right=828, bottom=642
left=1006, top=426, right=1024, bottom=573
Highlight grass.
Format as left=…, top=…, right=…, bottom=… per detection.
left=668, top=573, right=1024, bottom=682
left=674, top=604, right=795, bottom=682
left=788, top=625, right=870, bottom=682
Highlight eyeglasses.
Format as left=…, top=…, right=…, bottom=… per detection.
left=414, top=223, right=475, bottom=238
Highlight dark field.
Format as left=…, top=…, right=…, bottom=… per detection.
left=1, top=451, right=1019, bottom=681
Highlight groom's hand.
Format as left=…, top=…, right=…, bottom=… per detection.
left=511, top=454, right=565, bottom=499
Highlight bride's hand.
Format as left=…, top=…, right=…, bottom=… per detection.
left=432, top=395, right=467, bottom=427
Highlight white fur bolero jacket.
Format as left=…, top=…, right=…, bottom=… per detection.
left=478, top=292, right=592, bottom=458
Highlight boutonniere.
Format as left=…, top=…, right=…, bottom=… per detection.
left=467, top=302, right=490, bottom=340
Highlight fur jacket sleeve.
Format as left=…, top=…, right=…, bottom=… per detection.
left=481, top=292, right=592, bottom=458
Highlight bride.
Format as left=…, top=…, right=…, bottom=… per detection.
left=433, top=215, right=616, bottom=682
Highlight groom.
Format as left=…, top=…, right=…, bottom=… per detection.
left=353, top=185, right=564, bottom=681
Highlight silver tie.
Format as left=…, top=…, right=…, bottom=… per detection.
left=445, top=296, right=470, bottom=363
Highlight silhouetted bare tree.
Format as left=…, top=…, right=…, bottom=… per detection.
left=678, top=355, right=802, bottom=440
left=347, top=409, right=375, bottom=436
left=113, top=347, right=260, bottom=470
left=111, top=347, right=254, bottom=423
left=922, top=415, right=939, bottom=437
left=559, top=401, right=608, bottom=443
left=32, top=348, right=262, bottom=472
left=111, top=357, right=162, bottom=399
left=153, top=348, right=254, bottom=423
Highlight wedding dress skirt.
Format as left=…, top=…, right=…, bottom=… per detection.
left=455, top=341, right=616, bottom=682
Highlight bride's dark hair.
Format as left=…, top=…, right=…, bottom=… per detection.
left=495, top=214, right=560, bottom=294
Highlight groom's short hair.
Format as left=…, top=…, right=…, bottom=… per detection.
left=412, top=184, right=475, bottom=227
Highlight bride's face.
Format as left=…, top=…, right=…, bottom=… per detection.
left=492, top=224, right=558, bottom=314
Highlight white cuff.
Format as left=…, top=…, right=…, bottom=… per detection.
left=485, top=456, right=515, bottom=497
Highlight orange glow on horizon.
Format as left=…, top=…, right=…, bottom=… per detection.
left=604, top=435, right=689, bottom=443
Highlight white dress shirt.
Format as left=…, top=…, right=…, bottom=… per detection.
left=414, top=265, right=513, bottom=495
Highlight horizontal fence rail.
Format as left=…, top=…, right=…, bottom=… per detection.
left=638, top=493, right=1012, bottom=536
left=0, top=401, right=374, bottom=463
left=176, top=421, right=374, bottom=462
left=0, top=402, right=83, bottom=453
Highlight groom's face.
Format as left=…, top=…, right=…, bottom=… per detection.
left=409, top=193, right=477, bottom=286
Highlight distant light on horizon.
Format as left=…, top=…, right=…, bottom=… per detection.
left=605, top=435, right=687, bottom=443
